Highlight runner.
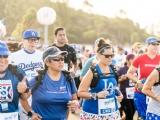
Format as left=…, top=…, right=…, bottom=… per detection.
left=127, top=37, right=160, bottom=120
left=78, top=38, right=123, bottom=120
left=142, top=63, right=160, bottom=119
left=117, top=53, right=137, bottom=120
left=0, top=40, right=30, bottom=120
left=51, top=27, right=77, bottom=78
left=114, top=46, right=126, bottom=69
left=9, top=30, right=44, bottom=120
left=21, top=46, right=79, bottom=120
left=133, top=42, right=142, bottom=55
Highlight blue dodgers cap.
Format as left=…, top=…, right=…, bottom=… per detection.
left=0, top=40, right=10, bottom=55
left=146, top=37, right=160, bottom=44
left=23, top=30, right=41, bottom=39
left=7, top=37, right=15, bottom=41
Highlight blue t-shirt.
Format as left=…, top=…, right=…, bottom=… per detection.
left=29, top=71, right=77, bottom=120
left=82, top=64, right=118, bottom=114
left=0, top=68, right=29, bottom=113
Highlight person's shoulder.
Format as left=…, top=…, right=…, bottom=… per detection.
left=156, top=54, right=160, bottom=58
left=11, top=49, right=24, bottom=55
left=67, top=44, right=75, bottom=50
left=35, top=49, right=43, bottom=54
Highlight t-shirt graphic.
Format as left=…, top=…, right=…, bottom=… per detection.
left=0, top=80, right=13, bottom=102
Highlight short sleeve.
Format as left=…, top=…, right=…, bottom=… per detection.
left=71, top=77, right=77, bottom=94
left=80, top=58, right=93, bottom=77
left=28, top=77, right=37, bottom=94
left=71, top=48, right=77, bottom=63
left=132, top=56, right=139, bottom=68
left=117, top=67, right=122, bottom=76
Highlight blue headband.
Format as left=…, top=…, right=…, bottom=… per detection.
left=98, top=45, right=111, bottom=53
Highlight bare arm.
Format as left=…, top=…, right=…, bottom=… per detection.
left=142, top=69, right=160, bottom=101
left=72, top=62, right=78, bottom=73
left=78, top=69, right=108, bottom=99
left=127, top=65, right=138, bottom=82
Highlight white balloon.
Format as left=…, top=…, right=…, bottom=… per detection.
left=37, top=7, right=56, bottom=25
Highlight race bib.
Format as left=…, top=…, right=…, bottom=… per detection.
left=0, top=112, right=18, bottom=120
left=64, top=63, right=68, bottom=71
left=98, top=98, right=116, bottom=115
left=146, top=96, right=150, bottom=104
left=0, top=80, right=13, bottom=102
left=126, top=87, right=134, bottom=99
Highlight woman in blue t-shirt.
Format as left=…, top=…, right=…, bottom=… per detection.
left=0, top=40, right=31, bottom=120
left=78, top=38, right=123, bottom=120
left=21, top=46, right=78, bottom=120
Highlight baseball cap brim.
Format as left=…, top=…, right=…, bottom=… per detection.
left=0, top=51, right=11, bottom=55
left=23, top=37, right=41, bottom=39
left=44, top=51, right=68, bottom=62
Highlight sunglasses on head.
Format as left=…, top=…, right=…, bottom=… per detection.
left=50, top=57, right=64, bottom=62
left=101, top=54, right=115, bottom=58
left=150, top=42, right=159, bottom=46
left=0, top=55, right=9, bottom=58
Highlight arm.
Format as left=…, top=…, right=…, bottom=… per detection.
left=142, top=69, right=160, bottom=101
left=19, top=90, right=31, bottom=100
left=118, top=75, right=127, bottom=83
left=127, top=65, right=138, bottom=83
left=78, top=69, right=108, bottom=99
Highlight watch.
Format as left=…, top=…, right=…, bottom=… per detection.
left=90, top=93, right=96, bottom=100
left=28, top=110, right=35, bottom=117
left=24, top=87, right=30, bottom=93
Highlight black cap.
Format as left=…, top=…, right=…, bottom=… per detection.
left=42, top=46, right=68, bottom=62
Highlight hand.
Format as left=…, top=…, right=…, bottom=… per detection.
left=121, top=74, right=127, bottom=81
left=17, top=76, right=28, bottom=93
left=31, top=112, right=42, bottom=120
left=156, top=96, right=160, bottom=102
left=116, top=91, right=123, bottom=102
left=97, top=90, right=109, bottom=99
left=67, top=101, right=77, bottom=110
left=137, top=83, right=144, bottom=89
left=70, top=71, right=75, bottom=78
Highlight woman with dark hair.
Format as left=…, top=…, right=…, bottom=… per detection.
left=117, top=54, right=137, bottom=120
left=20, top=46, right=78, bottom=120
left=78, top=38, right=123, bottom=120
left=5, top=41, right=19, bottom=53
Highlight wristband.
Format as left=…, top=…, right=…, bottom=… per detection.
left=24, top=87, right=30, bottom=93
left=72, top=100, right=79, bottom=110
left=154, top=95, right=158, bottom=100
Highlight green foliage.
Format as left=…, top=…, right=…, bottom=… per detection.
left=0, top=0, right=153, bottom=44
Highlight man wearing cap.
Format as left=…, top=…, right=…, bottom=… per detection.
left=0, top=40, right=31, bottom=120
left=9, top=29, right=44, bottom=120
left=127, top=37, right=160, bottom=119
left=51, top=27, right=77, bottom=78
left=133, top=42, right=142, bottom=55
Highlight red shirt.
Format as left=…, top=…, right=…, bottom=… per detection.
left=132, top=54, right=160, bottom=93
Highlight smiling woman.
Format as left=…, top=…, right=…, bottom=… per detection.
left=20, top=46, right=79, bottom=120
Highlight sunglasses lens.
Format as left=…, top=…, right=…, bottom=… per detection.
left=53, top=58, right=60, bottom=61
left=0, top=55, right=8, bottom=58
left=111, top=54, right=115, bottom=58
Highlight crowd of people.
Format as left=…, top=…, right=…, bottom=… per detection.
left=1, top=27, right=160, bottom=120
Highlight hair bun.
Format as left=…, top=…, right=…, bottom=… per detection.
left=97, top=38, right=105, bottom=47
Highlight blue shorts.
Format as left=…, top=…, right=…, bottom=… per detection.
left=134, top=92, right=147, bottom=119
left=146, top=113, right=160, bottom=120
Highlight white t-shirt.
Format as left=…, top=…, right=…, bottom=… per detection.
left=9, top=49, right=44, bottom=81
left=9, top=49, right=44, bottom=111
left=114, top=54, right=126, bottom=67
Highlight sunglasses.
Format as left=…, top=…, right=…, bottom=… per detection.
left=26, top=38, right=39, bottom=43
left=0, top=55, right=9, bottom=58
left=50, top=57, right=64, bottom=62
left=150, top=43, right=159, bottom=46
left=101, top=54, right=115, bottom=58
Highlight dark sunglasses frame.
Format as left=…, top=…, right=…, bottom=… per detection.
left=26, top=38, right=39, bottom=43
left=101, top=54, right=115, bottom=58
left=0, top=55, right=9, bottom=58
left=149, top=42, right=159, bottom=46
left=50, top=57, right=64, bottom=62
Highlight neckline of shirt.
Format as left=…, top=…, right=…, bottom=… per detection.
left=23, top=48, right=35, bottom=54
